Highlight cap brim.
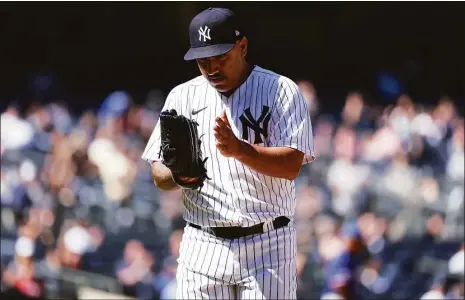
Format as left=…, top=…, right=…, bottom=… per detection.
left=184, top=43, right=235, bottom=61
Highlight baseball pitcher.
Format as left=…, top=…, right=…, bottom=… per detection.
left=142, top=7, right=315, bottom=300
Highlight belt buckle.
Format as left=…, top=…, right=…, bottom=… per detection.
left=262, top=219, right=275, bottom=233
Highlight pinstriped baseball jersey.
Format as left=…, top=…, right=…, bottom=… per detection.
left=142, top=65, right=315, bottom=228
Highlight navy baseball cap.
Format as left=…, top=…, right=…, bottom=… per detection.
left=184, top=8, right=243, bottom=61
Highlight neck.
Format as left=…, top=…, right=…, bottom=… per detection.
left=221, top=62, right=253, bottom=97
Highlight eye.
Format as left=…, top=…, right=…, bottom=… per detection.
left=197, top=58, right=207, bottom=65
left=216, top=54, right=226, bottom=59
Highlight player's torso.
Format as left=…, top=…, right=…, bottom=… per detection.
left=175, top=66, right=297, bottom=227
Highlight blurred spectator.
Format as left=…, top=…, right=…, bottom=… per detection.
left=298, top=80, right=319, bottom=118
left=296, top=251, right=313, bottom=299
left=313, top=115, right=336, bottom=158
left=326, top=126, right=371, bottom=217
left=1, top=82, right=463, bottom=300
left=87, top=121, right=137, bottom=203
left=115, top=240, right=155, bottom=299
left=341, top=91, right=373, bottom=131
left=318, top=230, right=351, bottom=299
left=421, top=243, right=464, bottom=299
left=154, top=229, right=183, bottom=299
left=1, top=103, right=35, bottom=153
left=360, top=108, right=403, bottom=163
left=446, top=118, right=464, bottom=183
left=97, top=91, right=132, bottom=127
left=34, top=249, right=62, bottom=299
left=50, top=224, right=93, bottom=271
left=377, top=151, right=418, bottom=207
left=47, top=103, right=73, bottom=135
left=2, top=237, right=44, bottom=298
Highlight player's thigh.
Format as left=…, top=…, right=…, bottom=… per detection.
left=238, top=258, right=297, bottom=300
left=176, top=262, right=237, bottom=300
left=238, top=224, right=298, bottom=300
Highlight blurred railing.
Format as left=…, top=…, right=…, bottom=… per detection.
left=77, top=286, right=135, bottom=300
left=44, top=267, right=123, bottom=299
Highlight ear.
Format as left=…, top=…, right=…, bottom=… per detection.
left=239, top=37, right=248, bottom=58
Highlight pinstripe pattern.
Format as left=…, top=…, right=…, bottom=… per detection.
left=176, top=222, right=297, bottom=299
left=141, top=65, right=315, bottom=228
left=141, top=65, right=313, bottom=299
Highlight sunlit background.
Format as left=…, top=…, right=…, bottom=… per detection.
left=1, top=2, right=464, bottom=300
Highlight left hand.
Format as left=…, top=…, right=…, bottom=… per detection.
left=214, top=110, right=242, bottom=158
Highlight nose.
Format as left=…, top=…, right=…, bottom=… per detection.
left=205, top=57, right=221, bottom=75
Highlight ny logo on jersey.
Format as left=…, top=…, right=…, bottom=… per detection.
left=198, top=26, right=211, bottom=42
left=239, top=106, right=271, bottom=144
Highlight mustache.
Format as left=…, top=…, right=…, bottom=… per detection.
left=207, top=73, right=225, bottom=80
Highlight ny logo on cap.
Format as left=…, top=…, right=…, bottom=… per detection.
left=198, top=26, right=211, bottom=42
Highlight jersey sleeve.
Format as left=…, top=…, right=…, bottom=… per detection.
left=266, top=78, right=316, bottom=165
left=141, top=89, right=178, bottom=164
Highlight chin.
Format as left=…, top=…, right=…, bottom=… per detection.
left=210, top=82, right=229, bottom=93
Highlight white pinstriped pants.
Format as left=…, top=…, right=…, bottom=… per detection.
left=175, top=221, right=297, bottom=300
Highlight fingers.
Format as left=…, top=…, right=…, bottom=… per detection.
left=220, top=110, right=227, bottom=119
left=214, top=122, right=227, bottom=135
left=216, top=110, right=231, bottom=128
left=221, top=110, right=230, bottom=126
left=215, top=116, right=228, bottom=129
left=214, top=111, right=233, bottom=147
left=214, top=116, right=230, bottom=142
left=214, top=127, right=228, bottom=143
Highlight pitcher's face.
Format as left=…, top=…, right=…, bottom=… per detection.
left=196, top=37, right=248, bottom=93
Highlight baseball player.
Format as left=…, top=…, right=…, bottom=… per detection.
left=142, top=7, right=315, bottom=300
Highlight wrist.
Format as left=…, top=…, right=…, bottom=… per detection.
left=234, top=140, right=249, bottom=160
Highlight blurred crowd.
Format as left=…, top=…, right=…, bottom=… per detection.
left=1, top=80, right=463, bottom=300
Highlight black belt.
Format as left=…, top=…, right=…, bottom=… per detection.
left=188, top=216, right=290, bottom=239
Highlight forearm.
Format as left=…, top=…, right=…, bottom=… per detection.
left=235, top=141, right=304, bottom=180
left=151, top=161, right=180, bottom=191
